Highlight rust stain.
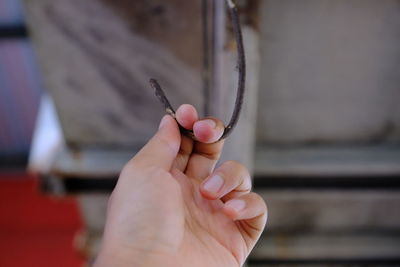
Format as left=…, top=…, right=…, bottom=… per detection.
left=99, top=0, right=203, bottom=70
left=226, top=0, right=261, bottom=49
left=237, top=0, right=261, bottom=30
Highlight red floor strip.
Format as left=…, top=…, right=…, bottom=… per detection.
left=0, top=173, right=86, bottom=267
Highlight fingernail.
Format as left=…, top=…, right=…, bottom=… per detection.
left=201, top=119, right=216, bottom=129
left=159, top=115, right=169, bottom=130
left=225, top=199, right=246, bottom=212
left=203, top=175, right=224, bottom=194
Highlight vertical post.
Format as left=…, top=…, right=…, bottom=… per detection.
left=211, top=0, right=260, bottom=171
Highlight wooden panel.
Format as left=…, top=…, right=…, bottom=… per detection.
left=257, top=0, right=400, bottom=144
left=24, top=0, right=203, bottom=147
left=51, top=147, right=133, bottom=177
left=251, top=232, right=400, bottom=261
left=258, top=190, right=400, bottom=232
left=254, top=145, right=400, bottom=177
left=251, top=189, right=400, bottom=261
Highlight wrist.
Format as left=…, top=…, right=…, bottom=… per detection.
left=94, top=247, right=139, bottom=267
left=94, top=242, right=174, bottom=267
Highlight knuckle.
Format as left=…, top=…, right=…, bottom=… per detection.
left=196, top=150, right=221, bottom=161
left=227, top=160, right=251, bottom=186
left=219, top=160, right=252, bottom=189
left=225, top=160, right=248, bottom=174
left=253, top=193, right=267, bottom=211
left=205, top=116, right=223, bottom=125
left=223, top=160, right=242, bottom=170
left=158, top=137, right=179, bottom=156
left=214, top=118, right=226, bottom=129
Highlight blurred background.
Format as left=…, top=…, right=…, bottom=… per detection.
left=1, top=0, right=400, bottom=266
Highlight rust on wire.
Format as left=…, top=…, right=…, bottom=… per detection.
left=149, top=0, right=245, bottom=142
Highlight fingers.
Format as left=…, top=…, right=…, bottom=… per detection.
left=172, top=135, right=193, bottom=171
left=174, top=105, right=226, bottom=178
left=184, top=139, right=224, bottom=180
left=188, top=118, right=225, bottom=180
left=176, top=104, right=198, bottom=130
left=175, top=104, right=225, bottom=143
left=200, top=160, right=251, bottom=200
left=223, top=192, right=268, bottom=249
left=223, top=193, right=267, bottom=222
left=199, top=160, right=267, bottom=249
left=129, top=115, right=180, bottom=171
left=193, top=118, right=224, bottom=143
left=173, top=105, right=197, bottom=171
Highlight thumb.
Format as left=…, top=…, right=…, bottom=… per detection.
left=132, top=115, right=181, bottom=171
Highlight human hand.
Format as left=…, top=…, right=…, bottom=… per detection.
left=94, top=105, right=267, bottom=267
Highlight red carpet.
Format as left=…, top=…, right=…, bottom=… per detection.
left=0, top=173, right=86, bottom=267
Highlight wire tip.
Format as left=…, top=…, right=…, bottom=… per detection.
left=226, top=0, right=235, bottom=9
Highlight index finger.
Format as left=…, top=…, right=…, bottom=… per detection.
left=185, top=117, right=226, bottom=180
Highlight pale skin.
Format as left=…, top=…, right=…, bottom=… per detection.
left=94, top=104, right=267, bottom=267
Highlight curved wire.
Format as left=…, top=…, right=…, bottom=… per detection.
left=219, top=0, right=245, bottom=139
left=150, top=0, right=245, bottom=142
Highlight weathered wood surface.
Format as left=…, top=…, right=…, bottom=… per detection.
left=253, top=189, right=400, bottom=261
left=260, top=190, right=400, bottom=232
left=257, top=0, right=400, bottom=144
left=254, top=145, right=400, bottom=177
left=24, top=0, right=203, bottom=147
left=251, top=232, right=400, bottom=260
left=50, top=147, right=132, bottom=178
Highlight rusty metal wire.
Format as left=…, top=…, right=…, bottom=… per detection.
left=150, top=0, right=245, bottom=142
